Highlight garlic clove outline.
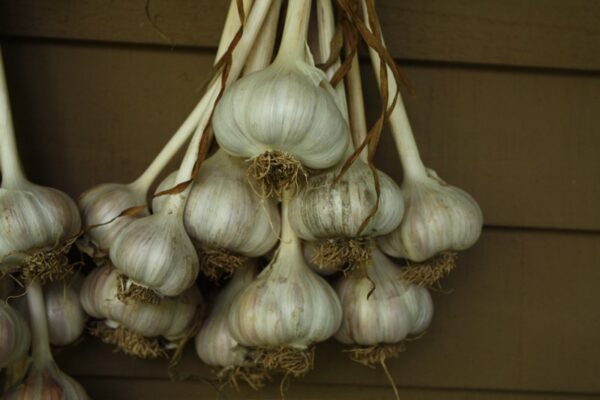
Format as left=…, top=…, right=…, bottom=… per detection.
left=334, top=248, right=434, bottom=346
left=78, top=182, right=148, bottom=258
left=109, top=211, right=199, bottom=298
left=195, top=261, right=257, bottom=367
left=289, top=159, right=404, bottom=241
left=153, top=150, right=280, bottom=258
left=378, top=169, right=483, bottom=262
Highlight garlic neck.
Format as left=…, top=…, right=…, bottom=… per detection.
left=274, top=0, right=312, bottom=65
left=0, top=51, right=26, bottom=188
left=279, top=189, right=302, bottom=258
left=27, top=280, right=54, bottom=367
left=361, top=1, right=427, bottom=182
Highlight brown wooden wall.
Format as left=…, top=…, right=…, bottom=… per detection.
left=1, top=1, right=599, bottom=399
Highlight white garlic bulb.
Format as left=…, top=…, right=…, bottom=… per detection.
left=80, top=265, right=202, bottom=341
left=335, top=248, right=433, bottom=345
left=1, top=362, right=90, bottom=400
left=153, top=150, right=280, bottom=257
left=228, top=191, right=342, bottom=351
left=378, top=169, right=483, bottom=262
left=0, top=53, right=80, bottom=270
left=289, top=159, right=404, bottom=241
left=195, top=262, right=256, bottom=367
left=109, top=201, right=199, bottom=298
left=0, top=300, right=30, bottom=368
left=0, top=183, right=81, bottom=269
left=78, top=182, right=148, bottom=257
left=44, top=279, right=87, bottom=346
left=213, top=0, right=350, bottom=193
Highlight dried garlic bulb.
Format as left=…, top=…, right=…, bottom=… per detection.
left=213, top=0, right=350, bottom=197
left=228, top=189, right=342, bottom=377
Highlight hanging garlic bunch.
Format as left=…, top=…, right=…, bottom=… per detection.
left=80, top=265, right=203, bottom=359
left=77, top=0, right=264, bottom=262
left=0, top=52, right=81, bottom=281
left=358, top=2, right=482, bottom=285
left=153, top=150, right=280, bottom=280
left=1, top=282, right=90, bottom=399
left=0, top=300, right=30, bottom=369
left=213, top=0, right=350, bottom=198
left=335, top=247, right=433, bottom=399
left=108, top=0, right=276, bottom=303
left=228, top=189, right=342, bottom=377
left=195, top=261, right=270, bottom=389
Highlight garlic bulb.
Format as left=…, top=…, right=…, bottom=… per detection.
left=44, top=278, right=87, bottom=346
left=81, top=265, right=202, bottom=341
left=109, top=200, right=199, bottom=300
left=228, top=190, right=342, bottom=375
left=78, top=182, right=148, bottom=258
left=1, top=281, right=90, bottom=399
left=362, top=16, right=482, bottom=264
left=153, top=150, right=280, bottom=259
left=1, top=362, right=90, bottom=400
left=378, top=169, right=483, bottom=262
left=0, top=300, right=30, bottom=368
left=302, top=241, right=339, bottom=276
left=195, top=262, right=256, bottom=367
left=213, top=0, right=350, bottom=195
left=290, top=159, right=403, bottom=241
left=0, top=52, right=81, bottom=275
left=335, top=248, right=433, bottom=347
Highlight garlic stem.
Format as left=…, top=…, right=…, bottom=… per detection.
left=275, top=0, right=312, bottom=64
left=27, top=280, right=53, bottom=366
left=131, top=0, right=252, bottom=194
left=360, top=1, right=427, bottom=181
left=0, top=50, right=26, bottom=188
left=217, top=0, right=255, bottom=62
left=243, top=0, right=281, bottom=74
left=280, top=189, right=301, bottom=254
left=345, top=50, right=369, bottom=162
left=316, top=0, right=349, bottom=121
left=162, top=0, right=275, bottom=213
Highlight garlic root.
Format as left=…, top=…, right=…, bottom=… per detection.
left=250, top=346, right=315, bottom=377
left=116, top=274, right=163, bottom=305
left=399, top=252, right=458, bottom=287
left=247, top=150, right=309, bottom=198
left=90, top=323, right=166, bottom=360
left=311, top=238, right=372, bottom=273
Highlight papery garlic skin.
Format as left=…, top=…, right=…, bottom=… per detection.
left=195, top=262, right=256, bottom=367
left=44, top=280, right=86, bottom=346
left=0, top=183, right=80, bottom=267
left=109, top=211, right=199, bottom=297
left=78, top=183, right=147, bottom=255
left=213, top=62, right=350, bottom=170
left=378, top=170, right=483, bottom=262
left=228, top=192, right=342, bottom=349
left=0, top=300, right=30, bottom=368
left=289, top=160, right=404, bottom=240
left=80, top=265, right=202, bottom=340
left=1, top=362, right=90, bottom=400
left=335, top=248, right=433, bottom=345
left=153, top=150, right=280, bottom=257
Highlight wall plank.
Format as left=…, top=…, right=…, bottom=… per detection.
left=2, top=41, right=598, bottom=231
left=77, top=378, right=600, bottom=400
left=1, top=0, right=599, bottom=71
left=55, top=229, right=600, bottom=394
